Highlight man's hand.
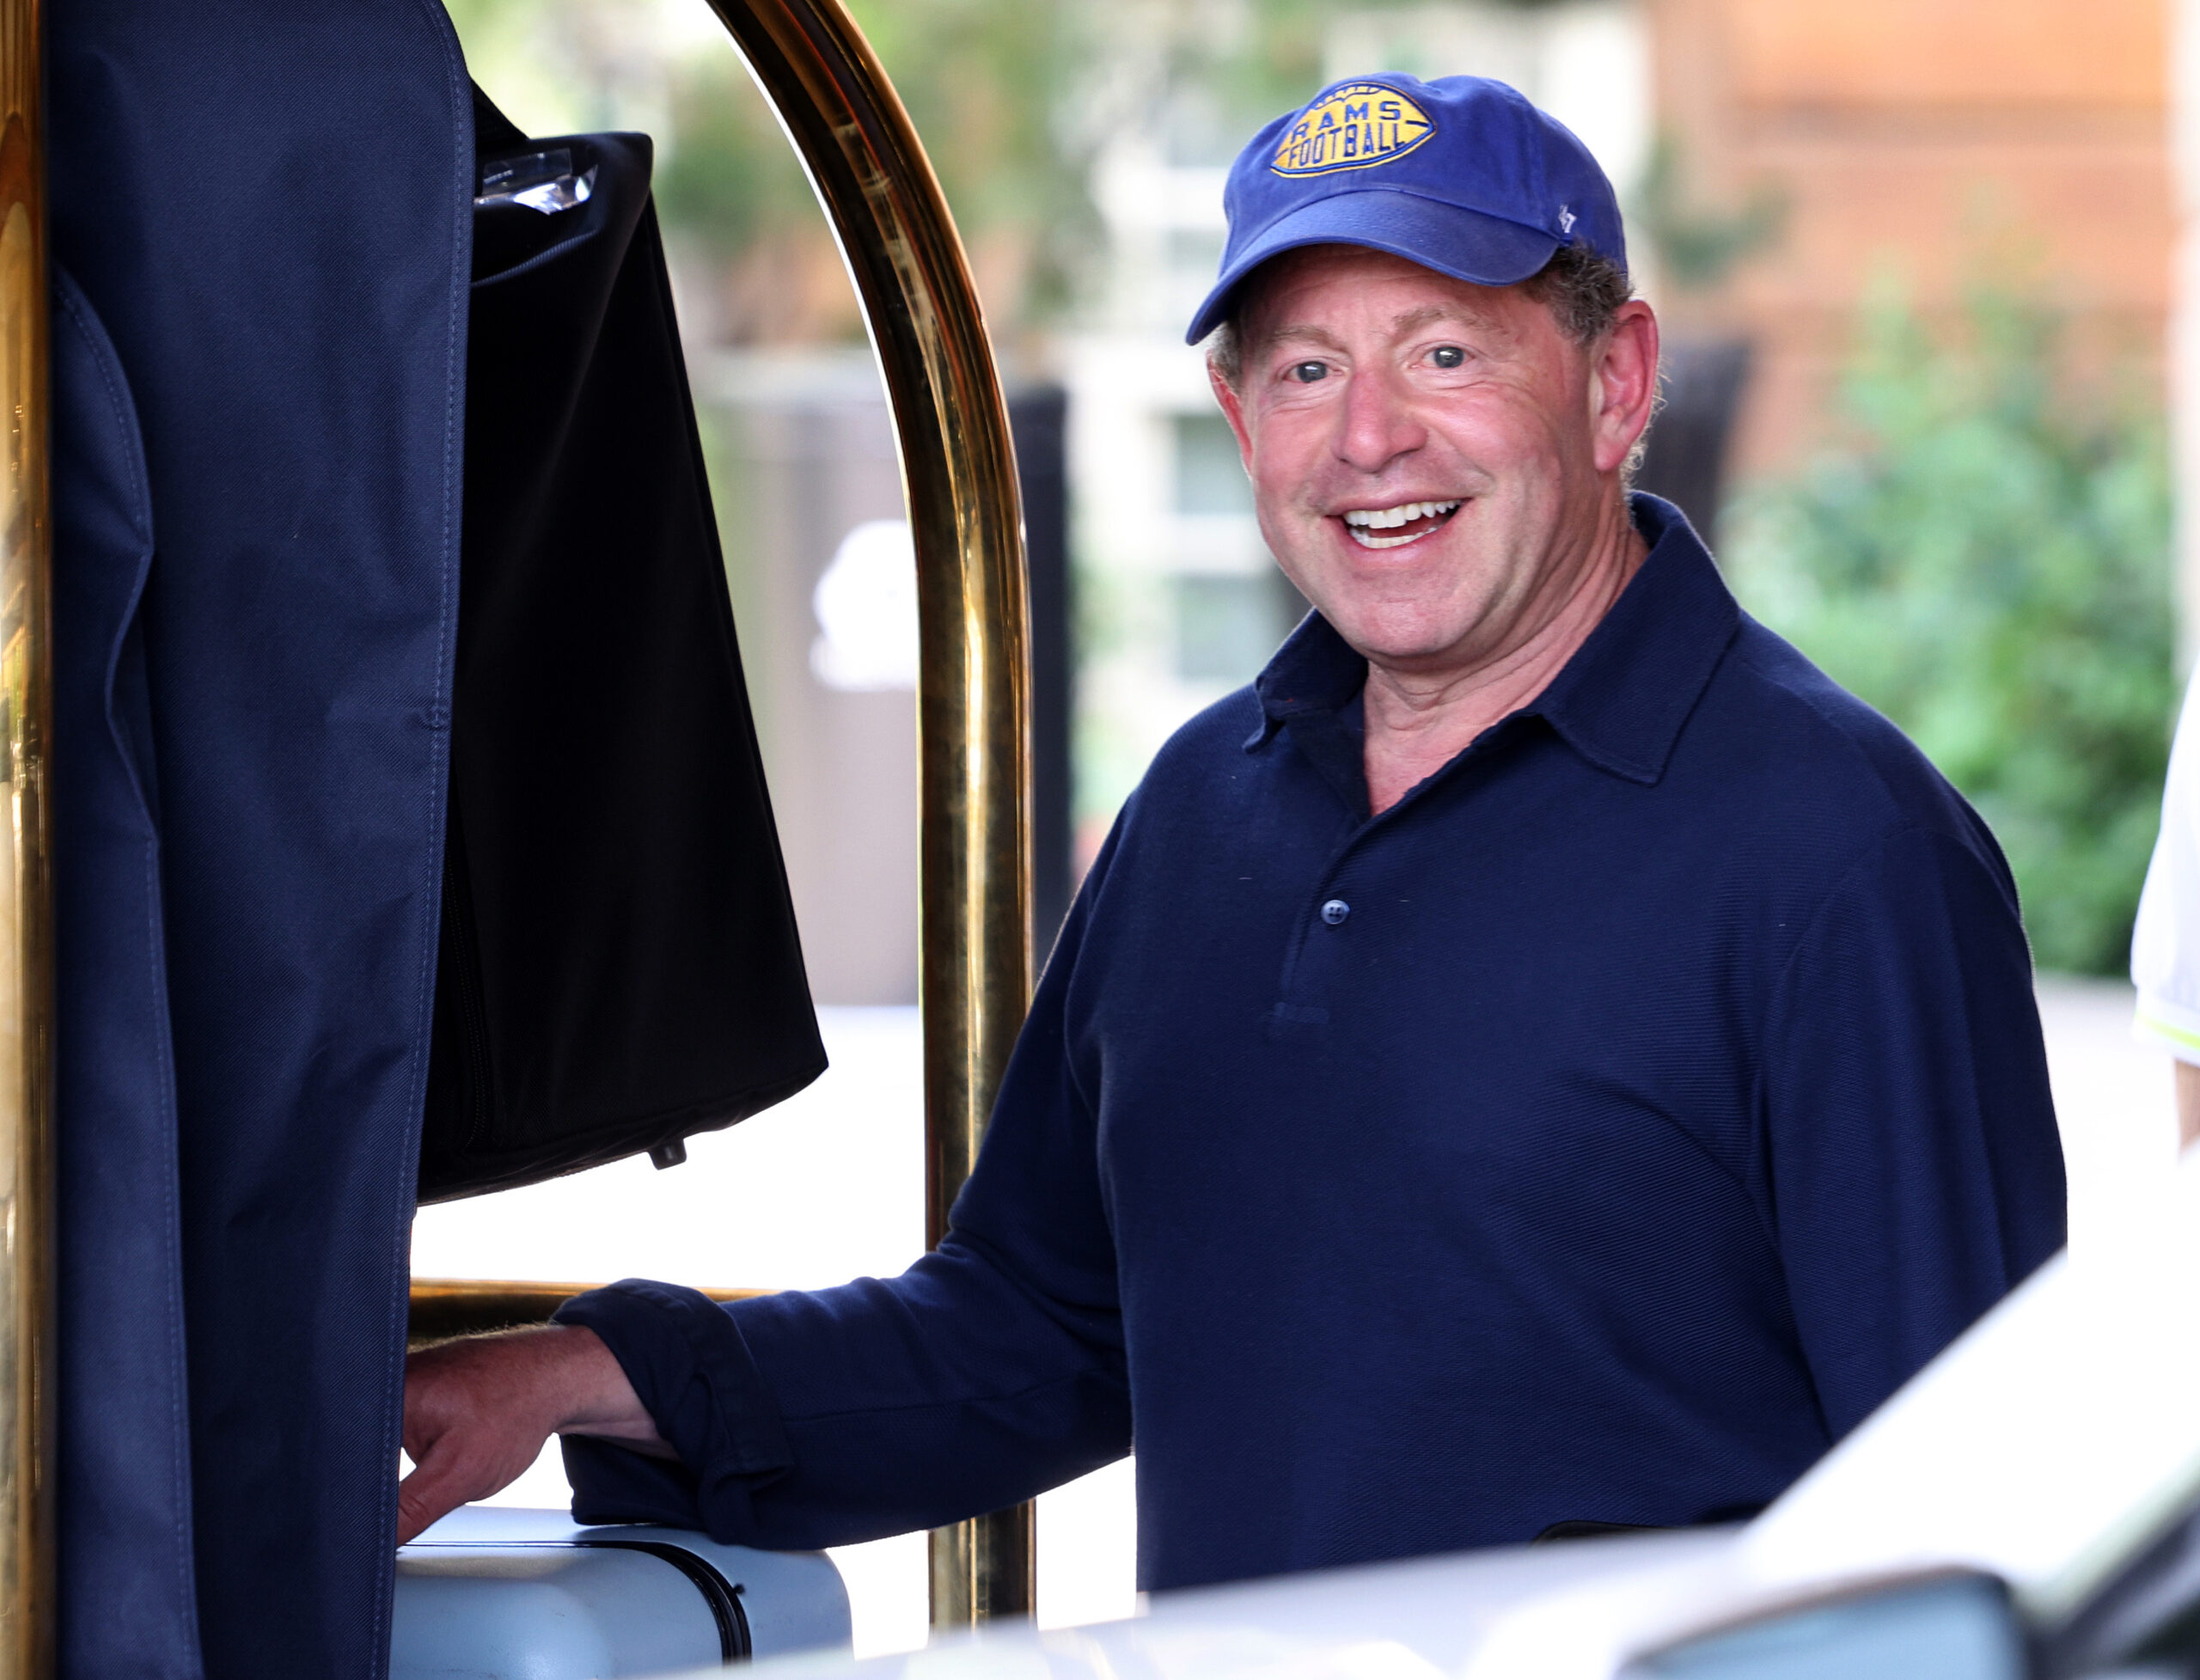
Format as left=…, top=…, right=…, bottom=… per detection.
left=397, top=1324, right=675, bottom=1545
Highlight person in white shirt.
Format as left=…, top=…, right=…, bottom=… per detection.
left=2133, top=670, right=2200, bottom=1145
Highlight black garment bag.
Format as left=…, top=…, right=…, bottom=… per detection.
left=422, top=94, right=825, bottom=1200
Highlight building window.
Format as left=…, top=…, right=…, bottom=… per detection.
left=1173, top=572, right=1308, bottom=683
left=1171, top=412, right=1252, bottom=516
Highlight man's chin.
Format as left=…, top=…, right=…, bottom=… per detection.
left=1317, top=608, right=1492, bottom=676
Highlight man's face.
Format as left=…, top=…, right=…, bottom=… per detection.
left=1210, top=244, right=1655, bottom=681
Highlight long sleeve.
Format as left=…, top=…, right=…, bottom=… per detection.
left=2135, top=667, right=2200, bottom=1060
left=556, top=846, right=1133, bottom=1549
left=1763, top=822, right=2066, bottom=1441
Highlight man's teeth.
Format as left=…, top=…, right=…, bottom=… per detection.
left=1342, top=499, right=1460, bottom=530
left=1341, top=499, right=1461, bottom=548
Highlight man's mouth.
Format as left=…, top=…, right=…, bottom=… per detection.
left=1339, top=499, right=1463, bottom=550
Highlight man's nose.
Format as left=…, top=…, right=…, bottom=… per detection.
left=1333, top=364, right=1426, bottom=474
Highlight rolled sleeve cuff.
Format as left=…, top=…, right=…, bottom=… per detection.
left=552, top=1279, right=793, bottom=1541
left=2136, top=990, right=2200, bottom=1066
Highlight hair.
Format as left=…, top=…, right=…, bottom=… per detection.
left=1203, top=240, right=1635, bottom=389
left=1518, top=241, right=1636, bottom=347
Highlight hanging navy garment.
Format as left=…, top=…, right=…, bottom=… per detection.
left=52, top=265, right=199, bottom=1680
left=49, top=9, right=827, bottom=1672
left=47, top=3, right=473, bottom=1675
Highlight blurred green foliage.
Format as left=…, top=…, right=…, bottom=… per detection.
left=840, top=0, right=1095, bottom=292
left=1728, top=279, right=2175, bottom=974
left=645, top=0, right=1426, bottom=321
left=446, top=0, right=1421, bottom=333
left=1633, top=135, right=1783, bottom=294
left=649, top=57, right=818, bottom=254
left=442, top=0, right=1094, bottom=322
left=646, top=0, right=1103, bottom=322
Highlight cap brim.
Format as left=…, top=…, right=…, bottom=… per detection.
left=1184, top=191, right=1561, bottom=345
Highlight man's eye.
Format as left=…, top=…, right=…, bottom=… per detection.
left=1430, top=345, right=1465, bottom=369
left=1289, top=362, right=1329, bottom=383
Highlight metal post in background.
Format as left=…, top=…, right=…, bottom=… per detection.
left=1009, top=388, right=1072, bottom=962
left=696, top=0, right=1036, bottom=1629
left=0, top=0, right=53, bottom=1668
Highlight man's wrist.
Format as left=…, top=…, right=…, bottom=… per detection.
left=546, top=1323, right=665, bottom=1445
left=550, top=1278, right=788, bottom=1476
left=508, top=1324, right=660, bottom=1449
left=443, top=1323, right=663, bottom=1449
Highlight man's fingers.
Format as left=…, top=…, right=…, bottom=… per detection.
left=394, top=1427, right=540, bottom=1546
left=394, top=1456, right=466, bottom=1547
left=395, top=1426, right=494, bottom=1546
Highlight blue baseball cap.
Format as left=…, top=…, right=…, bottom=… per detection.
left=1184, top=73, right=1626, bottom=345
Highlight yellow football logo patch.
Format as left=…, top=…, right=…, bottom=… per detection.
left=1271, top=83, right=1435, bottom=177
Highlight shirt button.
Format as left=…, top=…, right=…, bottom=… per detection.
left=1320, top=899, right=1350, bottom=926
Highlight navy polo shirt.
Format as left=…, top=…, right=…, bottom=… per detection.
left=555, top=494, right=2065, bottom=1591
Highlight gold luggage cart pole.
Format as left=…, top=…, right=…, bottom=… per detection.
left=700, top=0, right=1037, bottom=1622
left=0, top=0, right=56, bottom=1671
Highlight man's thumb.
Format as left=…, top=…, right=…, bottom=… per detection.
left=395, top=1453, right=465, bottom=1548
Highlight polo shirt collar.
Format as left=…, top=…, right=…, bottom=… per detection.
left=1249, top=492, right=1741, bottom=788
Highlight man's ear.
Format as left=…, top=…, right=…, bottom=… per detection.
left=1208, top=357, right=1256, bottom=471
left=1588, top=300, right=1659, bottom=478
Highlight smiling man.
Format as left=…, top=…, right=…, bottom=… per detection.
left=400, top=76, right=2067, bottom=1588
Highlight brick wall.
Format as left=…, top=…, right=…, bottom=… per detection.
left=1650, top=0, right=2172, bottom=476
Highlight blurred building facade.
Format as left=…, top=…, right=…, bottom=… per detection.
left=455, top=0, right=2190, bottom=975
left=2177, top=0, right=2200, bottom=652
left=698, top=351, right=920, bottom=1005
left=1653, top=0, right=2173, bottom=478
left=1066, top=0, right=2186, bottom=845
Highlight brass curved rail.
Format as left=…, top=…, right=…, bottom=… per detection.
left=412, top=0, right=1037, bottom=1629
left=694, top=0, right=1036, bottom=1628
left=407, top=1279, right=771, bottom=1350
left=688, top=0, right=1033, bottom=1243
left=0, top=0, right=52, bottom=1672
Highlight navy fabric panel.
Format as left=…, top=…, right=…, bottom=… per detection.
left=562, top=498, right=2066, bottom=1593
left=52, top=267, right=202, bottom=1680
left=47, top=4, right=471, bottom=1675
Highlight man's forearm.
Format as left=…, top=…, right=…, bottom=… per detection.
left=412, top=1323, right=669, bottom=1444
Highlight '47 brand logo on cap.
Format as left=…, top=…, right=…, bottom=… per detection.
left=1272, top=82, right=1434, bottom=177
